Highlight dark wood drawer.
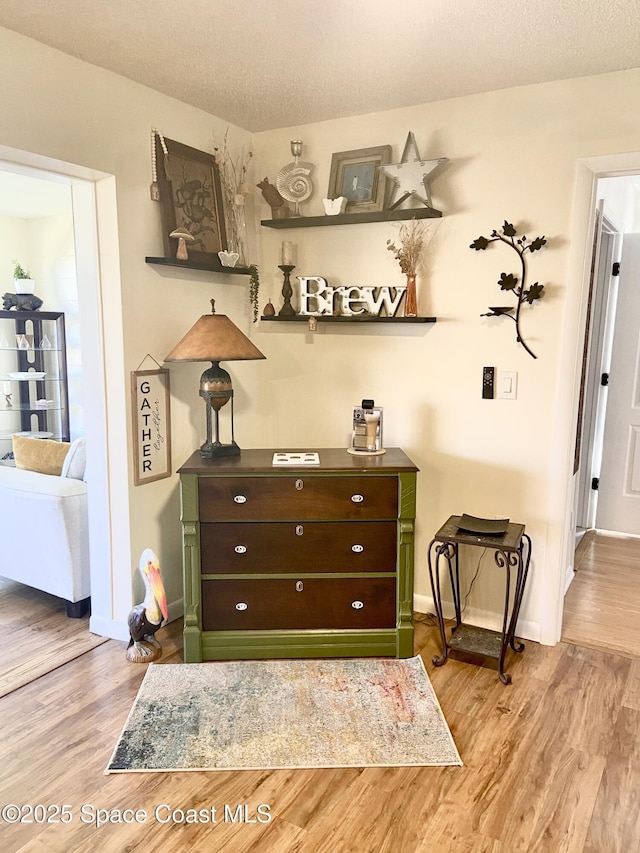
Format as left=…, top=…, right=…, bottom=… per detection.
left=200, top=520, right=397, bottom=574
left=198, top=475, right=398, bottom=521
left=201, top=577, right=396, bottom=631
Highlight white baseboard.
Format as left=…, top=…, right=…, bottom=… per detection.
left=89, top=596, right=184, bottom=641
left=88, top=615, right=129, bottom=642
left=413, top=593, right=541, bottom=643
left=596, top=528, right=640, bottom=540
left=564, top=565, right=576, bottom=594
left=168, top=597, right=184, bottom=624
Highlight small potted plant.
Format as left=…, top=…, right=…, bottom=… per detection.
left=12, top=260, right=35, bottom=294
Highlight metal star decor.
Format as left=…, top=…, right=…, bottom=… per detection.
left=378, top=132, right=448, bottom=210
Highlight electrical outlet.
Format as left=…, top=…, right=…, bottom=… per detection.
left=482, top=366, right=494, bottom=399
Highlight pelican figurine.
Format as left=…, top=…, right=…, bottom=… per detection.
left=126, top=548, right=168, bottom=663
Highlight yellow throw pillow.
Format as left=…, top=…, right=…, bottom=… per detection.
left=12, top=435, right=71, bottom=476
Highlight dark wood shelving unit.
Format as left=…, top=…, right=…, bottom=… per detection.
left=261, top=207, right=442, bottom=229
left=0, top=309, right=70, bottom=443
left=145, top=256, right=253, bottom=275
left=261, top=315, right=436, bottom=324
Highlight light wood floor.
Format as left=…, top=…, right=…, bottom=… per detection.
left=2, top=537, right=640, bottom=852
left=562, top=532, right=640, bottom=658
left=0, top=578, right=108, bottom=697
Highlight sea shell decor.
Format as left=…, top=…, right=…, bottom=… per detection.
left=276, top=140, right=314, bottom=217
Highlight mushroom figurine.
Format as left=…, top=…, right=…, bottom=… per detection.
left=169, top=227, right=195, bottom=260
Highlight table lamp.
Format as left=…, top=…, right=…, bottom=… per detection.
left=165, top=300, right=266, bottom=458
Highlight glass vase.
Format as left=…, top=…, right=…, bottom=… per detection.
left=229, top=194, right=247, bottom=266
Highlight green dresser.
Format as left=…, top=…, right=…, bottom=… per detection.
left=178, top=448, right=418, bottom=661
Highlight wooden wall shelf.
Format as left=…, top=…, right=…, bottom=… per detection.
left=261, top=315, right=436, bottom=324
left=145, top=257, right=252, bottom=276
left=261, top=207, right=442, bottom=229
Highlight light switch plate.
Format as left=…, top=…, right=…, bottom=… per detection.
left=497, top=371, right=517, bottom=399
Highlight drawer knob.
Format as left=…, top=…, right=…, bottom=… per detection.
left=295, top=580, right=304, bottom=591
left=351, top=600, right=365, bottom=610
left=351, top=544, right=364, bottom=553
left=295, top=479, right=304, bottom=491
left=234, top=545, right=247, bottom=554
left=235, top=602, right=248, bottom=611
left=295, top=524, right=304, bottom=536
left=233, top=495, right=247, bottom=504
left=351, top=494, right=364, bottom=503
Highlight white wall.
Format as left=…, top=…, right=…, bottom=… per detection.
left=0, top=218, right=28, bottom=449
left=3, top=23, right=640, bottom=640
left=0, top=27, right=253, bottom=633
left=25, top=212, right=84, bottom=438
left=598, top=176, right=640, bottom=233
left=0, top=213, right=78, bottom=443
left=251, top=70, right=640, bottom=643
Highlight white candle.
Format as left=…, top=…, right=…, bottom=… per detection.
left=281, top=241, right=295, bottom=266
left=2, top=381, right=10, bottom=395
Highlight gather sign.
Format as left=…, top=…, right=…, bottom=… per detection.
left=131, top=368, right=171, bottom=485
left=297, top=276, right=407, bottom=317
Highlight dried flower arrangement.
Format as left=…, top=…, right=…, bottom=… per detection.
left=213, top=128, right=253, bottom=265
left=213, top=129, right=260, bottom=322
left=386, top=219, right=426, bottom=276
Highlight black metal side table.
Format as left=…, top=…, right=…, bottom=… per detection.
left=427, top=515, right=532, bottom=685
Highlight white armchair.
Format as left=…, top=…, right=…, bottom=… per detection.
left=0, top=438, right=90, bottom=617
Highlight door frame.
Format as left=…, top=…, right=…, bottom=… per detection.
left=575, top=207, right=622, bottom=533
left=0, top=144, right=131, bottom=639
left=547, top=152, right=640, bottom=645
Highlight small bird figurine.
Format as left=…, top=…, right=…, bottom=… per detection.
left=126, top=549, right=169, bottom=663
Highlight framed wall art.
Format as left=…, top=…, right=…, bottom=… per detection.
left=155, top=135, right=228, bottom=263
left=131, top=367, right=171, bottom=486
left=327, top=145, right=392, bottom=213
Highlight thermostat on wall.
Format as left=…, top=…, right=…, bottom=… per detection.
left=272, top=452, right=320, bottom=466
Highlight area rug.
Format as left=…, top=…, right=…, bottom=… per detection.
left=106, top=656, right=461, bottom=772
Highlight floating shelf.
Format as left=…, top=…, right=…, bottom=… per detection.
left=261, top=315, right=436, bottom=324
left=145, top=257, right=253, bottom=275
left=261, top=207, right=442, bottom=229
left=0, top=404, right=63, bottom=412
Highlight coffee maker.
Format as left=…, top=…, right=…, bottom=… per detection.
left=348, top=399, right=385, bottom=455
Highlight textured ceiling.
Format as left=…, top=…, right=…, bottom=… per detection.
left=1, top=0, right=639, bottom=131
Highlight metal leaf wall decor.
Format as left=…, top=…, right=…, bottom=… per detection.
left=470, top=220, right=546, bottom=359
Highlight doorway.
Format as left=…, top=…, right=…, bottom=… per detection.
left=574, top=174, right=640, bottom=540
left=540, top=156, right=640, bottom=647
left=0, top=148, right=131, bottom=640
left=595, top=229, right=640, bottom=535
left=574, top=203, right=622, bottom=541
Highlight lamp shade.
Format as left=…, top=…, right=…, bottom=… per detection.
left=165, top=311, right=266, bottom=363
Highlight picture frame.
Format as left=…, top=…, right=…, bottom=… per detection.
left=131, top=368, right=171, bottom=486
left=155, top=135, right=227, bottom=264
left=327, top=145, right=392, bottom=213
